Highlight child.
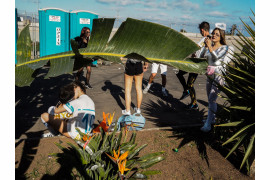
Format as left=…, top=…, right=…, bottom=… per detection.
left=41, top=81, right=95, bottom=140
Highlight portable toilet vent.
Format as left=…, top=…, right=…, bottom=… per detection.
left=39, top=8, right=70, bottom=57
left=69, top=10, right=98, bottom=41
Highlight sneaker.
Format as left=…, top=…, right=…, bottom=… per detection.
left=122, top=109, right=131, bottom=116
left=180, top=90, right=190, bottom=100
left=85, top=84, right=93, bottom=89
left=162, top=90, right=168, bottom=97
left=42, top=132, right=59, bottom=138
left=143, top=88, right=149, bottom=94
left=202, top=119, right=216, bottom=124
left=200, top=124, right=211, bottom=132
left=185, top=103, right=198, bottom=110
left=134, top=107, right=141, bottom=114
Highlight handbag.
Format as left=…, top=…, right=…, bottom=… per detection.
left=206, top=66, right=216, bottom=75
left=117, top=113, right=146, bottom=131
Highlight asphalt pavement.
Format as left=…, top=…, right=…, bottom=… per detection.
left=15, top=63, right=223, bottom=140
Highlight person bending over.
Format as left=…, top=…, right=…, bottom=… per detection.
left=40, top=81, right=95, bottom=139
left=143, top=63, right=168, bottom=97
left=121, top=57, right=148, bottom=115
left=176, top=21, right=210, bottom=110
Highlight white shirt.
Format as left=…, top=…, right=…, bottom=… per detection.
left=64, top=94, right=95, bottom=134
left=195, top=37, right=206, bottom=58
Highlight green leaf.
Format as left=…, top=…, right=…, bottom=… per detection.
left=131, top=173, right=147, bottom=179
left=229, top=106, right=251, bottom=111
left=128, top=144, right=148, bottom=160
left=141, top=170, right=162, bottom=176
left=15, top=18, right=208, bottom=87
left=216, top=121, right=244, bottom=127
left=222, top=123, right=254, bottom=146
left=140, top=156, right=165, bottom=169
left=138, top=151, right=165, bottom=161
left=240, top=134, right=255, bottom=169
left=225, top=133, right=247, bottom=159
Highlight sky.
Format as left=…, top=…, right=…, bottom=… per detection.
left=15, top=0, right=255, bottom=34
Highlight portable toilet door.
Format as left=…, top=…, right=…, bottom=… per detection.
left=39, top=8, right=70, bottom=57
left=69, top=10, right=98, bottom=49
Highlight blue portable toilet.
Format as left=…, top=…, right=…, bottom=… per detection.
left=39, top=8, right=70, bottom=57
left=70, top=10, right=98, bottom=65
left=15, top=8, right=18, bottom=64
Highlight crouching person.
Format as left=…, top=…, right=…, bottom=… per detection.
left=41, top=81, right=95, bottom=140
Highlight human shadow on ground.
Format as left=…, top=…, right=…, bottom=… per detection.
left=15, top=131, right=45, bottom=179
left=16, top=67, right=74, bottom=178
left=101, top=80, right=135, bottom=110
left=16, top=67, right=74, bottom=139
left=142, top=78, right=175, bottom=101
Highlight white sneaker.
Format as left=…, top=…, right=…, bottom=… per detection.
left=143, top=88, right=149, bottom=94
left=134, top=107, right=141, bottom=114
left=42, top=132, right=59, bottom=138
left=122, top=109, right=131, bottom=116
left=202, top=119, right=216, bottom=124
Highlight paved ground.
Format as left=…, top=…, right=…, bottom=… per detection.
left=15, top=63, right=224, bottom=140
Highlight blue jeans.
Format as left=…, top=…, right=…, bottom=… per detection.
left=206, top=75, right=224, bottom=123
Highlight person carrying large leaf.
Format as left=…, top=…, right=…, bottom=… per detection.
left=176, top=21, right=211, bottom=110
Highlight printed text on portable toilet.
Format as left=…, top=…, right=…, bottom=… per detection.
left=39, top=8, right=70, bottom=57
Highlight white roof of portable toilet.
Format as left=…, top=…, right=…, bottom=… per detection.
left=39, top=8, right=69, bottom=13
left=70, top=10, right=98, bottom=15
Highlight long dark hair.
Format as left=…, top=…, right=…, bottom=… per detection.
left=80, top=27, right=90, bottom=43
left=212, top=27, right=226, bottom=45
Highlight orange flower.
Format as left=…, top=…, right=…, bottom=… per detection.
left=83, top=134, right=95, bottom=149
left=118, top=159, right=130, bottom=175
left=92, top=112, right=109, bottom=133
left=106, top=149, right=129, bottom=164
left=82, top=135, right=88, bottom=142
left=108, top=112, right=115, bottom=126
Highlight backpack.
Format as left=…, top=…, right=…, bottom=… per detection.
left=117, top=113, right=145, bottom=131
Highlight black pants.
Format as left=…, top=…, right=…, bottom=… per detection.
left=176, top=70, right=198, bottom=105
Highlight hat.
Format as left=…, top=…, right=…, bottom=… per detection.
left=215, top=23, right=226, bottom=31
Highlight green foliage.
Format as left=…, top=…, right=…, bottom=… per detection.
left=215, top=11, right=255, bottom=173
left=15, top=18, right=208, bottom=87
left=52, top=125, right=164, bottom=179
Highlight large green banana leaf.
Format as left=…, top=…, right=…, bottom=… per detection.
left=15, top=18, right=207, bottom=87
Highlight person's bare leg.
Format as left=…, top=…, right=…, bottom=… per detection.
left=148, top=73, right=157, bottom=84
left=124, top=74, right=133, bottom=112
left=41, top=113, right=71, bottom=138
left=134, top=73, right=143, bottom=109
left=76, top=67, right=84, bottom=81
left=86, top=65, right=91, bottom=85
left=143, top=73, right=157, bottom=94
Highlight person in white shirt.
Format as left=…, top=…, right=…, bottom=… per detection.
left=41, top=81, right=95, bottom=140
left=143, top=63, right=168, bottom=97
left=176, top=21, right=210, bottom=110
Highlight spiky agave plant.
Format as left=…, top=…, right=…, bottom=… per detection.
left=52, top=114, right=165, bottom=179
left=214, top=10, right=255, bottom=173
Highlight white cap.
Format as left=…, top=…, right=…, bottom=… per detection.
left=215, top=23, right=226, bottom=31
